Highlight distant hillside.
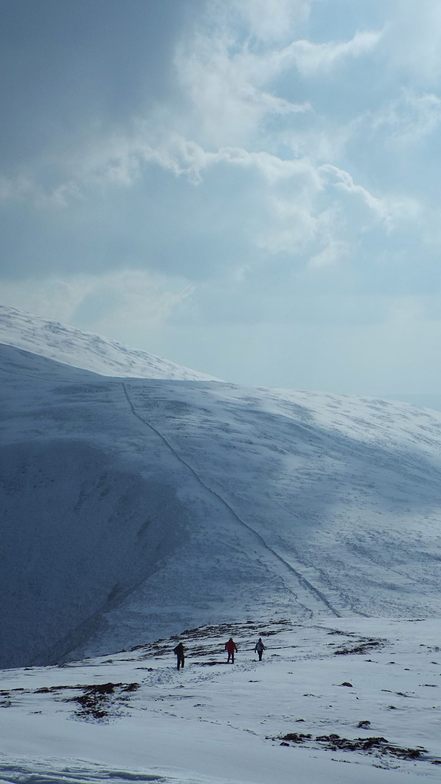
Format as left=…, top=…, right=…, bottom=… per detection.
left=0, top=304, right=214, bottom=380
left=2, top=306, right=441, bottom=669
left=388, top=393, right=441, bottom=413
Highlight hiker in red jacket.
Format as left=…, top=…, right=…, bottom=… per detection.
left=225, top=637, right=238, bottom=664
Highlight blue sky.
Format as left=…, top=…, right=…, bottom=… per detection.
left=1, top=0, right=441, bottom=398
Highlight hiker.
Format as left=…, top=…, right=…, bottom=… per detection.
left=173, top=641, right=185, bottom=670
left=225, top=637, right=238, bottom=664
left=254, top=637, right=265, bottom=661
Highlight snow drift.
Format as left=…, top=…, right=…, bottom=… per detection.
left=1, top=304, right=441, bottom=669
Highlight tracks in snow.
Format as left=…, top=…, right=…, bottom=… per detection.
left=121, top=382, right=340, bottom=619
left=0, top=761, right=163, bottom=784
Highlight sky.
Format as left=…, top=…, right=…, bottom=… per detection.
left=1, top=0, right=441, bottom=398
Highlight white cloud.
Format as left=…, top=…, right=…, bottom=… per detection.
left=175, top=33, right=310, bottom=148
left=0, top=276, right=90, bottom=322
left=0, top=0, right=422, bottom=294
left=0, top=2, right=383, bottom=219
left=174, top=6, right=382, bottom=150
left=227, top=0, right=311, bottom=44
left=195, top=144, right=321, bottom=186
left=318, top=163, right=422, bottom=231
left=0, top=270, right=194, bottom=336
left=384, top=0, right=441, bottom=85
left=320, top=163, right=391, bottom=224
left=269, top=29, right=383, bottom=77
left=369, top=90, right=441, bottom=144
left=70, top=129, right=322, bottom=189
left=55, top=127, right=423, bottom=264
left=0, top=171, right=82, bottom=209
left=309, top=240, right=350, bottom=269
left=256, top=200, right=322, bottom=255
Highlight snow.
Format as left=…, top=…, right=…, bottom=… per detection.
left=2, top=305, right=441, bottom=669
left=2, top=303, right=441, bottom=782
left=0, top=617, right=440, bottom=783
left=0, top=304, right=214, bottom=381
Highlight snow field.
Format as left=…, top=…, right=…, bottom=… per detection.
left=0, top=618, right=440, bottom=783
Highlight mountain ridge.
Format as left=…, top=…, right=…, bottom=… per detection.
left=2, top=305, right=441, bottom=669
left=0, top=303, right=215, bottom=381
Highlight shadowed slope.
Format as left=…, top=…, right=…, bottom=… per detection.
left=2, top=309, right=441, bottom=668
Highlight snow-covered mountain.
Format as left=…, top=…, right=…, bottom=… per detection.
left=2, top=304, right=441, bottom=671
left=0, top=304, right=214, bottom=380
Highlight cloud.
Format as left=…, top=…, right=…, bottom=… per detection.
left=2, top=0, right=441, bottom=397
left=320, top=163, right=392, bottom=224
left=319, top=163, right=423, bottom=231
left=383, top=0, right=441, bottom=85
left=0, top=120, right=419, bottom=283
left=256, top=200, right=323, bottom=255
left=227, top=0, right=311, bottom=44
left=0, top=0, right=187, bottom=170
left=0, top=171, right=83, bottom=209
left=154, top=140, right=321, bottom=186
left=174, top=32, right=311, bottom=148
left=309, top=240, right=350, bottom=269
left=174, top=6, right=382, bottom=150
left=369, top=89, right=441, bottom=145
left=0, top=270, right=194, bottom=338
left=0, top=0, right=385, bottom=232
left=269, top=29, right=383, bottom=77
left=0, top=175, right=34, bottom=204
left=0, top=3, right=434, bottom=323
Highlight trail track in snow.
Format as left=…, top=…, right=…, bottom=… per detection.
left=121, top=382, right=340, bottom=619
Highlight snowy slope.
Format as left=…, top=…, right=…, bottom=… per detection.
left=2, top=305, right=441, bottom=672
left=0, top=304, right=214, bottom=380
left=0, top=617, right=441, bottom=784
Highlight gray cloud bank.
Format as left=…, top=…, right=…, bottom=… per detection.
left=1, top=0, right=441, bottom=396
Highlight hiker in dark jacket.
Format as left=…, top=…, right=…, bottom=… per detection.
left=254, top=637, right=265, bottom=661
left=173, top=641, right=185, bottom=670
left=225, top=637, right=238, bottom=663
